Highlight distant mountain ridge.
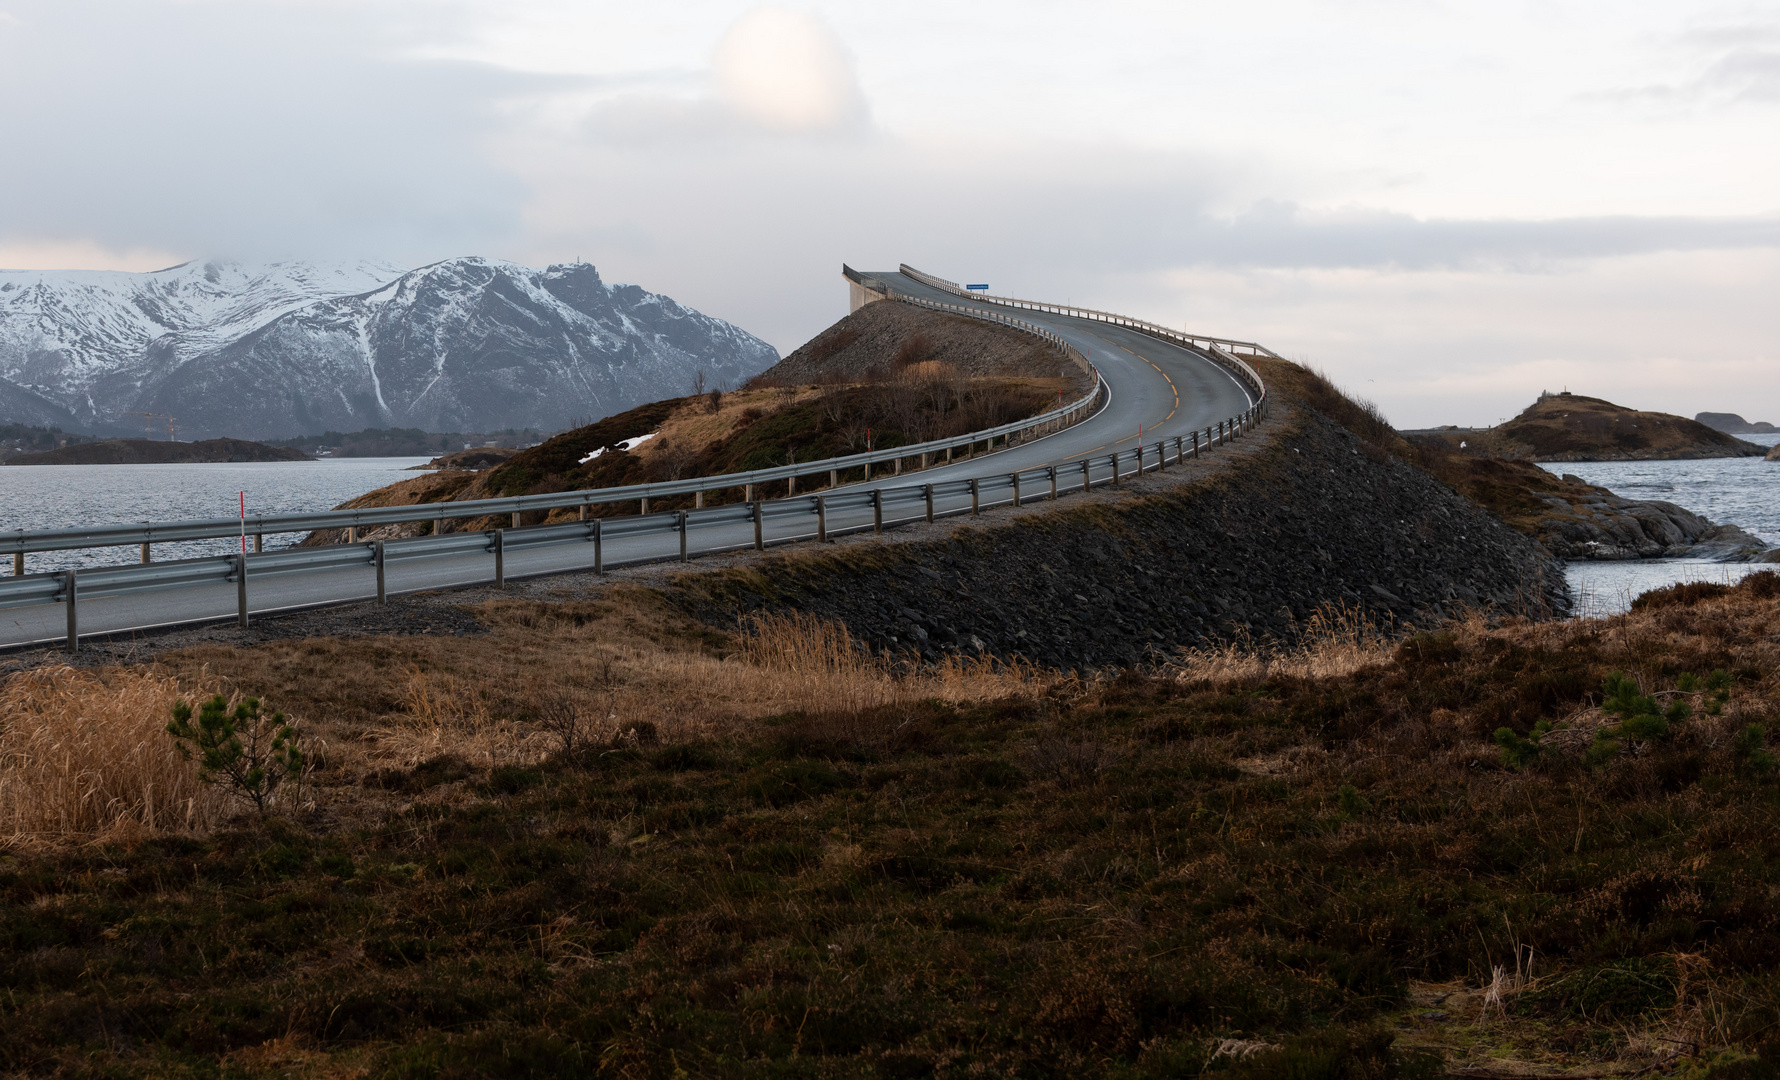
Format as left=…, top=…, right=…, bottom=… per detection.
left=1697, top=411, right=1779, bottom=435
left=0, top=257, right=778, bottom=438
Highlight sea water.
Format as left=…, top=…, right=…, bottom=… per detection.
left=1543, top=432, right=1780, bottom=615
left=1, top=458, right=432, bottom=572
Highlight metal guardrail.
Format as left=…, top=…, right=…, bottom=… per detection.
left=3, top=410, right=1268, bottom=651
left=891, top=263, right=1271, bottom=405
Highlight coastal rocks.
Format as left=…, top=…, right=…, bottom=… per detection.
left=672, top=407, right=1568, bottom=670
left=1535, top=479, right=1770, bottom=561
left=1768, top=444, right=1780, bottom=462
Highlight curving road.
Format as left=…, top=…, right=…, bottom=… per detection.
left=0, top=270, right=1258, bottom=650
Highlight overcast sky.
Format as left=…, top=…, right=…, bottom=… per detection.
left=1, top=0, right=1775, bottom=427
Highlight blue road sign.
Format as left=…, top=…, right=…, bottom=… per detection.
left=965, top=283, right=989, bottom=291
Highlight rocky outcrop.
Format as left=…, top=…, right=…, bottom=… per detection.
left=671, top=404, right=1567, bottom=669
left=1532, top=477, right=1769, bottom=561
left=1768, top=444, right=1780, bottom=462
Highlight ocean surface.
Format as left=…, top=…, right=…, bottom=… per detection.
left=1543, top=432, right=1780, bottom=616
left=2, top=458, right=432, bottom=572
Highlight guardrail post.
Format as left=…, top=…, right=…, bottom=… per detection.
left=64, top=569, right=77, bottom=653
left=237, top=553, right=249, bottom=629
left=1111, top=452, right=1121, bottom=487
left=347, top=526, right=358, bottom=544
left=641, top=497, right=650, bottom=515
left=13, top=553, right=22, bottom=576
left=695, top=490, right=704, bottom=509
left=375, top=539, right=387, bottom=605
left=1081, top=458, right=1091, bottom=491
left=578, top=504, right=587, bottom=523
left=970, top=478, right=979, bottom=515
left=1049, top=465, right=1058, bottom=500
left=816, top=496, right=828, bottom=541
left=592, top=517, right=603, bottom=575
left=829, top=468, right=838, bottom=489
left=745, top=483, right=755, bottom=503
left=753, top=502, right=764, bottom=550
left=677, top=512, right=688, bottom=562
left=1011, top=472, right=1022, bottom=507
left=140, top=542, right=151, bottom=564
left=872, top=490, right=883, bottom=533
left=924, top=483, right=934, bottom=522
left=437, top=512, right=447, bottom=535
left=1192, top=431, right=1199, bottom=458
left=512, top=511, right=522, bottom=529
left=254, top=533, right=263, bottom=554
left=494, top=529, right=505, bottom=588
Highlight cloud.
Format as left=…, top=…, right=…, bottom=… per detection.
left=712, top=7, right=868, bottom=133
left=0, top=0, right=529, bottom=264
left=0, top=238, right=183, bottom=273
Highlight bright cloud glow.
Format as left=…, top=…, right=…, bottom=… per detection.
left=713, top=7, right=864, bottom=132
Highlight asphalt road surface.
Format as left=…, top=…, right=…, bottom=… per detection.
left=1, top=270, right=1258, bottom=649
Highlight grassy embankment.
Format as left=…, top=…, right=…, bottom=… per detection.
left=309, top=365, right=1069, bottom=542
left=4, top=571, right=1780, bottom=1076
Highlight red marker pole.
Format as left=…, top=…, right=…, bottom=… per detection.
left=240, top=491, right=246, bottom=554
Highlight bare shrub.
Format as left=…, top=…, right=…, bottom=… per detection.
left=891, top=332, right=933, bottom=370
left=0, top=666, right=226, bottom=847
left=1025, top=735, right=1120, bottom=790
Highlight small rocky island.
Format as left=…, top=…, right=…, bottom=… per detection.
left=1420, top=392, right=1766, bottom=461
left=1698, top=411, right=1779, bottom=435
left=4, top=437, right=312, bottom=465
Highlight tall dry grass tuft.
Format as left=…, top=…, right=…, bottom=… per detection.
left=735, top=611, right=1055, bottom=715
left=0, top=665, right=225, bottom=848
left=1168, top=603, right=1400, bottom=686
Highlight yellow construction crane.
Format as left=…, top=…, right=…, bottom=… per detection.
left=123, top=411, right=179, bottom=440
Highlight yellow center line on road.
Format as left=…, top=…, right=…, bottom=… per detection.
left=1067, top=325, right=1202, bottom=450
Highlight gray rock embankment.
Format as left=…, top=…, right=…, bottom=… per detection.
left=672, top=406, right=1568, bottom=670
left=1535, top=476, right=1771, bottom=561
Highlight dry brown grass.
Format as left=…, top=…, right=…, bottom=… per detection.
left=1167, top=602, right=1402, bottom=686
left=733, top=610, right=1054, bottom=714
left=0, top=665, right=227, bottom=849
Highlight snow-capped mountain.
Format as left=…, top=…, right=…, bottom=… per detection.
left=0, top=257, right=778, bottom=437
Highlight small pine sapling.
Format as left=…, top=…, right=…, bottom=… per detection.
left=1734, top=724, right=1776, bottom=774
left=1337, top=783, right=1370, bottom=819
left=1494, top=719, right=1553, bottom=769
left=166, top=695, right=304, bottom=815
left=1600, top=672, right=1676, bottom=742
left=1704, top=669, right=1733, bottom=716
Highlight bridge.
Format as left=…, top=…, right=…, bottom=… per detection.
left=0, top=266, right=1273, bottom=651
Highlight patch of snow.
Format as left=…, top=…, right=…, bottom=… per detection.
left=579, top=430, right=657, bottom=465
